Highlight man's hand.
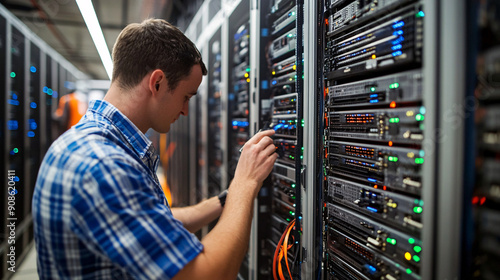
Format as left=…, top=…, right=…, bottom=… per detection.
left=233, top=129, right=278, bottom=197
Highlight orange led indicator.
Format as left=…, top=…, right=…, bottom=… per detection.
left=405, top=252, right=412, bottom=261
left=372, top=54, right=376, bottom=59
left=390, top=101, right=397, bottom=108
left=374, top=185, right=378, bottom=189
left=325, top=19, right=329, bottom=26
left=388, top=141, right=393, bottom=147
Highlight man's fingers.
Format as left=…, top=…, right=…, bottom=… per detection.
left=263, top=142, right=277, bottom=156
left=256, top=136, right=274, bottom=150
left=245, top=129, right=275, bottom=145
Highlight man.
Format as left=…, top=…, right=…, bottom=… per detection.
left=32, top=18, right=277, bottom=279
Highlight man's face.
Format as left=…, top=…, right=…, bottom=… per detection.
left=155, top=64, right=203, bottom=133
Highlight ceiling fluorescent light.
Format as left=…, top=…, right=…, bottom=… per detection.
left=76, top=0, right=113, bottom=80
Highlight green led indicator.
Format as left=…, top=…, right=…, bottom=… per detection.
left=291, top=12, right=296, bottom=16
left=287, top=218, right=291, bottom=221
left=388, top=156, right=399, bottom=162
left=413, top=255, right=421, bottom=262
left=406, top=268, right=413, bottom=274
left=291, top=184, right=296, bottom=188
left=414, top=246, right=422, bottom=253
left=301, top=147, right=304, bottom=151
left=419, top=200, right=424, bottom=206
left=415, top=158, right=424, bottom=164
left=47, top=89, right=53, bottom=95
left=416, top=114, right=425, bottom=121
left=386, top=238, right=397, bottom=245
left=300, top=155, right=303, bottom=159
left=13, top=148, right=19, bottom=153
left=413, top=206, right=423, bottom=214
left=370, top=87, right=376, bottom=92
left=10, top=72, right=16, bottom=78
left=389, top=117, right=400, bottom=123
left=408, top=238, right=415, bottom=244
left=416, top=11, right=425, bottom=18
left=389, top=82, right=400, bottom=89
left=246, top=67, right=250, bottom=72
left=288, top=33, right=294, bottom=38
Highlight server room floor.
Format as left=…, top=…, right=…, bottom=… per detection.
left=10, top=245, right=38, bottom=280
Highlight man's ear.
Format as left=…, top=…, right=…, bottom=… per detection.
left=149, top=69, right=165, bottom=95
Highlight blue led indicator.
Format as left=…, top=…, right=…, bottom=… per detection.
left=370, top=100, right=379, bottom=103
left=8, top=100, right=20, bottom=106
left=393, top=30, right=404, bottom=36
left=370, top=94, right=378, bottom=98
left=12, top=93, right=18, bottom=100
left=47, top=89, right=53, bottom=95
left=261, top=28, right=269, bottom=37
left=368, top=265, right=377, bottom=274
left=30, top=102, right=37, bottom=109
left=30, top=66, right=37, bottom=73
left=392, top=44, right=402, bottom=50
left=14, top=176, right=19, bottom=182
left=392, top=21, right=405, bottom=29
left=28, top=131, right=35, bottom=138
left=233, top=121, right=238, bottom=126
left=392, top=51, right=403, bottom=57
left=262, top=80, right=269, bottom=89
left=392, top=37, right=405, bottom=45
left=29, top=119, right=37, bottom=130
left=10, top=150, right=15, bottom=155
left=53, top=91, right=58, bottom=98
left=367, top=178, right=377, bottom=182
left=8, top=120, right=19, bottom=130
left=367, top=207, right=378, bottom=213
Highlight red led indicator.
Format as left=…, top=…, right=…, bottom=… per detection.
left=383, top=186, right=387, bottom=191
left=472, top=196, right=479, bottom=204
left=390, top=101, right=397, bottom=108
left=480, top=197, right=486, bottom=205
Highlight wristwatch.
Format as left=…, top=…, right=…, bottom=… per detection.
left=218, top=190, right=228, bottom=207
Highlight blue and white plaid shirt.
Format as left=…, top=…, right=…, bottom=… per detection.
left=33, top=100, right=203, bottom=279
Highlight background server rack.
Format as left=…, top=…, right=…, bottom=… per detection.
left=469, top=0, right=500, bottom=279
left=0, top=4, right=86, bottom=279
left=207, top=28, right=223, bottom=232
left=226, top=1, right=251, bottom=277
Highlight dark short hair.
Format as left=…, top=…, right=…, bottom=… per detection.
left=112, top=18, right=207, bottom=90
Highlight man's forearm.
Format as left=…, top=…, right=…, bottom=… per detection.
left=171, top=195, right=223, bottom=233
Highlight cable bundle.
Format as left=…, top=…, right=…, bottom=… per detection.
left=273, top=219, right=296, bottom=280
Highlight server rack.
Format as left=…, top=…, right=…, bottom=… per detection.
left=0, top=4, right=86, bottom=279
left=180, top=0, right=500, bottom=279
left=321, top=1, right=427, bottom=279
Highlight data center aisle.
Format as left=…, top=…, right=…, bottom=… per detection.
left=10, top=245, right=37, bottom=280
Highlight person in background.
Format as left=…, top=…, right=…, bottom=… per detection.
left=52, top=90, right=87, bottom=135
left=33, top=18, right=277, bottom=280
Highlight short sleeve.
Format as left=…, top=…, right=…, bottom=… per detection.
left=69, top=157, right=203, bottom=280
